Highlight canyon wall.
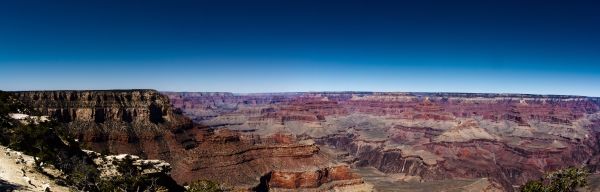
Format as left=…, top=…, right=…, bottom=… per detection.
left=164, top=92, right=600, bottom=191
left=14, top=90, right=194, bottom=160
left=13, top=90, right=368, bottom=191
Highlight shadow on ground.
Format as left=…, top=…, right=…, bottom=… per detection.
left=0, top=179, right=24, bottom=191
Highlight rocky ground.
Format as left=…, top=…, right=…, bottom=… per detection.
left=0, top=146, right=71, bottom=192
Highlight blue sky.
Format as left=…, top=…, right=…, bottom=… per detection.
left=1, top=0, right=599, bottom=96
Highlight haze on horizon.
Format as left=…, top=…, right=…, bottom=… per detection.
left=1, top=0, right=599, bottom=96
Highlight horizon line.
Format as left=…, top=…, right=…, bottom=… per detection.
left=4, top=89, right=599, bottom=98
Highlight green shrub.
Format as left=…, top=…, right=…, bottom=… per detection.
left=521, top=180, right=545, bottom=192
left=520, top=167, right=589, bottom=192
left=546, top=167, right=588, bottom=192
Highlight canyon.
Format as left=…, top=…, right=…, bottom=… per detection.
left=12, top=90, right=370, bottom=191
left=10, top=90, right=600, bottom=191
left=163, top=92, right=600, bottom=191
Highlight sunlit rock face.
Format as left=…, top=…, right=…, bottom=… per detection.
left=164, top=91, right=600, bottom=191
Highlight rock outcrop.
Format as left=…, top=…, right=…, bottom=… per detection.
left=165, top=92, right=600, bottom=191
left=266, top=164, right=372, bottom=191
left=83, top=150, right=172, bottom=177
left=0, top=146, right=72, bottom=192
left=13, top=90, right=194, bottom=160
left=172, top=129, right=372, bottom=191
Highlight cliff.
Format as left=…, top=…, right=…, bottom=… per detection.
left=0, top=90, right=184, bottom=192
left=13, top=90, right=194, bottom=159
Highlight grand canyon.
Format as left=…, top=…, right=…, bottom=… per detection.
left=3, top=90, right=599, bottom=191
left=3, top=1, right=599, bottom=191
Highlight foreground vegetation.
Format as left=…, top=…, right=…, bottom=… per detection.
left=186, top=180, right=223, bottom=192
left=521, top=167, right=589, bottom=192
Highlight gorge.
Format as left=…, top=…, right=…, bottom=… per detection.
left=163, top=91, right=600, bottom=191
left=12, top=90, right=371, bottom=191
left=9, top=90, right=600, bottom=191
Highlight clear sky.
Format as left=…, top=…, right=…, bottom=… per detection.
left=1, top=0, right=599, bottom=96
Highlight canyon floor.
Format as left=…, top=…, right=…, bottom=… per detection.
left=321, top=146, right=502, bottom=192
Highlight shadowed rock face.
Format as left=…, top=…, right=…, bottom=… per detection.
left=13, top=90, right=368, bottom=191
left=164, top=92, right=600, bottom=191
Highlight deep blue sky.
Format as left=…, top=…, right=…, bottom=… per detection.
left=1, top=0, right=599, bottom=96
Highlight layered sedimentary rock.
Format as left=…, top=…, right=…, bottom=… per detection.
left=164, top=92, right=600, bottom=191
left=13, top=90, right=368, bottom=191
left=267, top=164, right=372, bottom=192
left=174, top=129, right=372, bottom=191
left=13, top=90, right=194, bottom=160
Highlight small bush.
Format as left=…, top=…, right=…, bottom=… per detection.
left=187, top=180, right=223, bottom=192
left=520, top=167, right=589, bottom=192
left=521, top=180, right=545, bottom=192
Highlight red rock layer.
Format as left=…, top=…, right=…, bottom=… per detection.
left=171, top=129, right=363, bottom=190
left=269, top=165, right=358, bottom=188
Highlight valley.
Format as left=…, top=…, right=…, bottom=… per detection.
left=6, top=90, right=600, bottom=191
left=164, top=92, right=600, bottom=191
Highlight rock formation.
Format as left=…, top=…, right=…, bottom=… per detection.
left=164, top=91, right=600, bottom=191
left=0, top=145, right=72, bottom=192
left=169, top=128, right=372, bottom=191
left=13, top=90, right=370, bottom=191
left=13, top=90, right=194, bottom=160
left=83, top=150, right=172, bottom=178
